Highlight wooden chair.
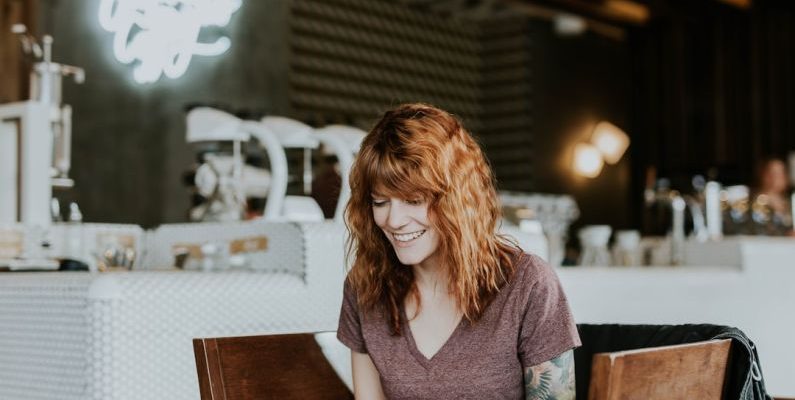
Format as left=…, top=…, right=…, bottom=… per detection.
left=193, top=333, right=353, bottom=400
left=588, top=339, right=732, bottom=400
left=195, top=332, right=789, bottom=400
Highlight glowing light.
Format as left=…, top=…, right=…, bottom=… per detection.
left=573, top=142, right=604, bottom=178
left=591, top=121, right=629, bottom=164
left=98, top=0, right=242, bottom=84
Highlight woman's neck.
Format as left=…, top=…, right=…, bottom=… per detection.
left=412, top=256, right=448, bottom=297
left=408, top=258, right=459, bottom=318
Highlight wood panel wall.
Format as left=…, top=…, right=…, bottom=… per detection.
left=0, top=0, right=35, bottom=103
left=627, top=0, right=795, bottom=233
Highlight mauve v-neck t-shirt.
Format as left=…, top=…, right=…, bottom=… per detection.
left=337, top=252, right=581, bottom=399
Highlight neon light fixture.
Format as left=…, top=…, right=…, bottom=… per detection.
left=98, top=0, right=242, bottom=84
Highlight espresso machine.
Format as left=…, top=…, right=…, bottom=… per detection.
left=0, top=24, right=84, bottom=225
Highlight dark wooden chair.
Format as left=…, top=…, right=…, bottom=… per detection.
left=588, top=339, right=732, bottom=400
left=193, top=333, right=353, bottom=400
left=194, top=330, right=788, bottom=399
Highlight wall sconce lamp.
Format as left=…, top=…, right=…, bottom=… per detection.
left=573, top=142, right=604, bottom=178
left=591, top=121, right=630, bottom=164
left=573, top=121, right=629, bottom=178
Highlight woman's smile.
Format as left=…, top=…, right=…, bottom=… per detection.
left=391, top=229, right=427, bottom=244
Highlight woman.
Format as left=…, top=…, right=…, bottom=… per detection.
left=337, top=103, right=580, bottom=399
left=752, top=157, right=793, bottom=235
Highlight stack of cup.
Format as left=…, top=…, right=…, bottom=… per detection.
left=612, top=230, right=641, bottom=266
left=578, top=225, right=612, bottom=266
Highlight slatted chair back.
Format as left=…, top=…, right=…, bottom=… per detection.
left=193, top=333, right=353, bottom=400
left=588, top=338, right=732, bottom=400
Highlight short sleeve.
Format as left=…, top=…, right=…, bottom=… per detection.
left=518, top=255, right=581, bottom=367
left=336, top=278, right=368, bottom=353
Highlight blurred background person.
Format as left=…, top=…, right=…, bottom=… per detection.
left=752, top=157, right=793, bottom=236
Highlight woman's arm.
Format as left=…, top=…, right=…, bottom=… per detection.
left=523, top=349, right=576, bottom=400
left=351, top=350, right=386, bottom=400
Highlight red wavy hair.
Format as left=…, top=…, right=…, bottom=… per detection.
left=345, top=103, right=518, bottom=335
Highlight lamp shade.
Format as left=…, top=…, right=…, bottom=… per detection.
left=592, top=121, right=629, bottom=164
left=573, top=142, right=604, bottom=178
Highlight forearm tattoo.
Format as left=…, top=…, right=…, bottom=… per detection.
left=523, top=350, right=576, bottom=400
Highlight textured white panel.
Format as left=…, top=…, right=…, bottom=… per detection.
left=0, top=274, right=92, bottom=400
left=0, top=221, right=349, bottom=400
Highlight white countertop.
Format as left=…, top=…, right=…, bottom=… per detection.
left=0, top=233, right=792, bottom=396
left=558, top=236, right=795, bottom=397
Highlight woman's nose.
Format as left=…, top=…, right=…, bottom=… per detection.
left=386, top=201, right=410, bottom=229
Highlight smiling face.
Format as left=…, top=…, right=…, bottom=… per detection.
left=371, top=194, right=441, bottom=269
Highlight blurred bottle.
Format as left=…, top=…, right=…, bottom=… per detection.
left=64, top=202, right=86, bottom=268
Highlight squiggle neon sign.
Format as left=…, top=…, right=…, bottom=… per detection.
left=98, top=0, right=242, bottom=83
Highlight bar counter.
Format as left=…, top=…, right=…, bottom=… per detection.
left=561, top=236, right=795, bottom=397
left=1, top=231, right=793, bottom=398
left=0, top=222, right=349, bottom=400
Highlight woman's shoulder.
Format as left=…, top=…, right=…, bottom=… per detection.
left=342, top=275, right=362, bottom=310
left=511, top=250, right=557, bottom=286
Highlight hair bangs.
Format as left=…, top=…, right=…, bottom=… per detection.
left=364, top=148, right=438, bottom=200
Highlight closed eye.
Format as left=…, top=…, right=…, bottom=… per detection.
left=405, top=199, right=425, bottom=206
left=371, top=199, right=388, bottom=207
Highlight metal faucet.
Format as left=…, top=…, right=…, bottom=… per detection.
left=646, top=186, right=708, bottom=265
left=645, top=176, right=728, bottom=264
left=667, top=192, right=716, bottom=265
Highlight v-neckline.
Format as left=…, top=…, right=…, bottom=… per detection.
left=401, top=306, right=466, bottom=369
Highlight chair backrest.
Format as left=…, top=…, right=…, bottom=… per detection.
left=588, top=339, right=732, bottom=400
left=193, top=333, right=353, bottom=400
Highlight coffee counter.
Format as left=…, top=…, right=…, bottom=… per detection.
left=560, top=236, right=795, bottom=397
left=1, top=232, right=792, bottom=398
left=0, top=222, right=349, bottom=400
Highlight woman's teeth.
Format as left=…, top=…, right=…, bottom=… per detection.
left=393, top=230, right=426, bottom=242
